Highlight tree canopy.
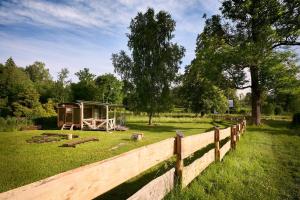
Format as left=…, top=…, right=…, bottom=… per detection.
left=112, top=8, right=185, bottom=124
left=189, top=0, right=300, bottom=124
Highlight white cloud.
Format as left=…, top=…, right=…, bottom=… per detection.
left=0, top=0, right=220, bottom=34
left=0, top=0, right=223, bottom=81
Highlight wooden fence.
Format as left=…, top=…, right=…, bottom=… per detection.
left=0, top=120, right=247, bottom=200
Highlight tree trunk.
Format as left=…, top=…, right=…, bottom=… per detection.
left=250, top=66, right=261, bottom=125
left=148, top=113, right=153, bottom=125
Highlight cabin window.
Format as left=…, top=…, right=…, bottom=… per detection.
left=73, top=108, right=80, bottom=124
left=84, top=107, right=93, bottom=119
left=94, top=108, right=99, bottom=119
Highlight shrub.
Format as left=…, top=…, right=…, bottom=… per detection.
left=274, top=106, right=283, bottom=115
left=238, top=109, right=247, bottom=115
left=33, top=116, right=57, bottom=130
left=291, top=113, right=300, bottom=127
left=0, top=117, right=32, bottom=132
left=262, top=103, right=274, bottom=115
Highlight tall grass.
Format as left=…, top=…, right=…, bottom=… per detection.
left=0, top=117, right=32, bottom=132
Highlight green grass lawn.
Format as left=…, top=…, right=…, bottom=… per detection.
left=165, top=120, right=300, bottom=200
left=2, top=117, right=298, bottom=200
left=0, top=116, right=229, bottom=193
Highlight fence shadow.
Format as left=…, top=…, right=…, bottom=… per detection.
left=248, top=120, right=299, bottom=137
left=95, top=159, right=176, bottom=200
left=127, top=123, right=209, bottom=133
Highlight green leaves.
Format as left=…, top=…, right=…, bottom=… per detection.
left=112, top=8, right=185, bottom=122
left=190, top=0, right=300, bottom=122
left=71, top=69, right=123, bottom=104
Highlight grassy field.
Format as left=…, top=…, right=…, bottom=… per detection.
left=0, top=116, right=230, bottom=193
left=1, top=116, right=298, bottom=200
left=165, top=120, right=300, bottom=200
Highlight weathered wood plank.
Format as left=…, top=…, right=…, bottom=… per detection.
left=61, top=137, right=99, bottom=148
left=219, top=127, right=231, bottom=141
left=181, top=131, right=214, bottom=159
left=0, top=138, right=175, bottom=200
left=182, top=148, right=215, bottom=187
left=220, top=140, right=231, bottom=160
left=127, top=168, right=175, bottom=200
left=42, top=133, right=79, bottom=138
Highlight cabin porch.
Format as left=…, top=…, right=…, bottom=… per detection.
left=57, top=101, right=119, bottom=131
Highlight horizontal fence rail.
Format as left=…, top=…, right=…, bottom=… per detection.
left=127, top=168, right=175, bottom=200
left=0, top=119, right=247, bottom=200
left=181, top=130, right=215, bottom=159
left=182, top=148, right=215, bottom=187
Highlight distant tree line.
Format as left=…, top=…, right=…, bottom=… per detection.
left=0, top=58, right=123, bottom=119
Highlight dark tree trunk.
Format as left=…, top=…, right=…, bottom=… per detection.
left=250, top=66, right=261, bottom=125
left=148, top=112, right=153, bottom=125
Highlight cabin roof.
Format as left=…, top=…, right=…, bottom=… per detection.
left=57, top=101, right=122, bottom=107
left=76, top=101, right=122, bottom=107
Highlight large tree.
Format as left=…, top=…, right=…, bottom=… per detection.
left=192, top=0, right=299, bottom=124
left=71, top=68, right=97, bottom=101
left=182, top=62, right=228, bottom=116
left=25, top=61, right=54, bottom=103
left=112, top=8, right=185, bottom=125
left=95, top=74, right=123, bottom=104
left=0, top=58, right=40, bottom=117
left=53, top=68, right=71, bottom=103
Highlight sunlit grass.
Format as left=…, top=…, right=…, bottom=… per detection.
left=0, top=117, right=228, bottom=192
left=165, top=120, right=300, bottom=200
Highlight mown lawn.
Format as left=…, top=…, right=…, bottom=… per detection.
left=165, top=120, right=300, bottom=200
left=0, top=116, right=229, bottom=193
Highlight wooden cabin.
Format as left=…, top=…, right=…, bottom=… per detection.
left=57, top=101, right=120, bottom=131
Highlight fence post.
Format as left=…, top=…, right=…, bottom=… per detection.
left=242, top=121, right=245, bottom=134
left=243, top=118, right=247, bottom=133
left=236, top=123, right=240, bottom=142
left=231, top=125, right=236, bottom=150
left=175, top=131, right=184, bottom=188
left=214, top=127, right=220, bottom=162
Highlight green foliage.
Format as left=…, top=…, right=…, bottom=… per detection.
left=53, top=68, right=71, bottom=103
left=25, top=62, right=54, bottom=103
left=274, top=105, right=283, bottom=115
left=193, top=0, right=300, bottom=124
left=33, top=116, right=57, bottom=130
left=0, top=58, right=40, bottom=117
left=71, top=68, right=98, bottom=101
left=0, top=117, right=32, bottom=132
left=292, top=113, right=300, bottom=127
left=112, top=8, right=185, bottom=124
left=71, top=69, right=123, bottom=104
left=0, top=58, right=57, bottom=119
left=262, top=103, right=275, bottom=115
left=95, top=74, right=123, bottom=104
left=182, top=74, right=228, bottom=115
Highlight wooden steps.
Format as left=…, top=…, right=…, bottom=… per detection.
left=61, top=124, right=74, bottom=130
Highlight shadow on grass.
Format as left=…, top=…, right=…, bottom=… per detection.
left=210, top=120, right=232, bottom=129
left=95, top=121, right=235, bottom=199
left=248, top=120, right=299, bottom=137
left=127, top=123, right=210, bottom=133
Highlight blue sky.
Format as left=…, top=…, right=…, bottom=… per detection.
left=0, top=0, right=221, bottom=81
left=0, top=0, right=299, bottom=83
